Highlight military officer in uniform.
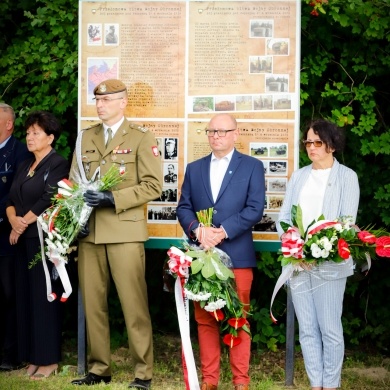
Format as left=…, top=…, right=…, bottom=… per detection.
left=105, top=25, right=118, bottom=45
left=0, top=103, right=31, bottom=371
left=164, top=163, right=177, bottom=184
left=164, top=138, right=177, bottom=160
left=70, top=79, right=162, bottom=389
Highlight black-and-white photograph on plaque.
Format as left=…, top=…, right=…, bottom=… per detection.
left=249, top=56, right=272, bottom=74
left=269, top=143, right=288, bottom=158
left=104, top=23, right=119, bottom=45
left=164, top=138, right=178, bottom=160
left=147, top=206, right=177, bottom=223
left=250, top=143, right=269, bottom=157
left=268, top=178, right=287, bottom=193
left=253, top=95, right=273, bottom=111
left=269, top=161, right=287, bottom=175
left=153, top=187, right=178, bottom=203
left=163, top=162, right=178, bottom=184
left=249, top=19, right=274, bottom=38
left=274, top=95, right=292, bottom=110
left=156, top=137, right=163, bottom=158
left=262, top=160, right=269, bottom=176
left=268, top=195, right=284, bottom=210
left=253, top=212, right=278, bottom=233
left=265, top=75, right=289, bottom=93
left=266, top=38, right=290, bottom=55
left=87, top=23, right=102, bottom=45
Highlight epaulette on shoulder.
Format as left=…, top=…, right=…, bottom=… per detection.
left=129, top=123, right=148, bottom=133
left=82, top=123, right=100, bottom=131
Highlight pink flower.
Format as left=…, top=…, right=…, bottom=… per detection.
left=375, top=236, right=390, bottom=257
left=357, top=231, right=377, bottom=244
left=281, top=227, right=304, bottom=259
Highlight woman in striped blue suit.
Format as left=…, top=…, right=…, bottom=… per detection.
left=277, top=119, right=359, bottom=390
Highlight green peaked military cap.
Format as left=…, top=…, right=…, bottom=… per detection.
left=93, top=79, right=127, bottom=95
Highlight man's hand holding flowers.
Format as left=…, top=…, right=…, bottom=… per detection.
left=194, top=225, right=226, bottom=251
left=35, top=165, right=125, bottom=301
left=83, top=189, right=115, bottom=208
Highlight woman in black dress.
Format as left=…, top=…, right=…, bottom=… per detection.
left=6, top=111, right=69, bottom=379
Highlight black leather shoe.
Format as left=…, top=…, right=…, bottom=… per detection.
left=129, top=378, right=152, bottom=389
left=71, top=372, right=111, bottom=385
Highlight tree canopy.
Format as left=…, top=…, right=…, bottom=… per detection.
left=1, top=0, right=389, bottom=226
left=301, top=0, right=390, bottom=226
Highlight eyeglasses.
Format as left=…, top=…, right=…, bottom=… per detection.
left=93, top=97, right=124, bottom=103
left=205, top=129, right=236, bottom=137
left=303, top=140, right=324, bottom=148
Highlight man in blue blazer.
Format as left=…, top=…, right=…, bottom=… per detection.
left=0, top=103, right=31, bottom=370
left=177, top=113, right=265, bottom=390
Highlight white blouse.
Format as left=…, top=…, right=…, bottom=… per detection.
left=299, top=168, right=331, bottom=230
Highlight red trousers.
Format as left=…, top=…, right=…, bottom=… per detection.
left=194, top=268, right=253, bottom=386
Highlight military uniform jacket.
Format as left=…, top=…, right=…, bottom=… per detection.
left=71, top=119, right=162, bottom=244
left=0, top=136, right=32, bottom=256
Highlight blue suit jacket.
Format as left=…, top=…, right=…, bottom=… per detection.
left=177, top=149, right=265, bottom=268
left=0, top=136, right=32, bottom=256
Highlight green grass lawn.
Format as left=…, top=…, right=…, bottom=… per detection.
left=0, top=334, right=389, bottom=389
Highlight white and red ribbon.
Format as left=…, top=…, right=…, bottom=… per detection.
left=270, top=264, right=296, bottom=323
left=307, top=220, right=338, bottom=236
left=37, top=220, right=72, bottom=302
left=167, top=247, right=192, bottom=278
left=174, top=277, right=200, bottom=390
left=168, top=246, right=199, bottom=389
left=280, top=227, right=305, bottom=259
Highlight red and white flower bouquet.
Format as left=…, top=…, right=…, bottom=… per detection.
left=167, top=208, right=249, bottom=347
left=167, top=207, right=249, bottom=389
left=35, top=165, right=125, bottom=302
left=167, top=242, right=249, bottom=347
left=278, top=204, right=390, bottom=269
left=270, top=204, right=390, bottom=322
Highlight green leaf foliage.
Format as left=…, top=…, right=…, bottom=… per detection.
left=0, top=0, right=78, bottom=160
left=301, top=0, right=390, bottom=229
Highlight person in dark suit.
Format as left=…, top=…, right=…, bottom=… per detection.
left=6, top=111, right=69, bottom=379
left=0, top=103, right=31, bottom=371
left=70, top=79, right=162, bottom=389
left=176, top=113, right=266, bottom=390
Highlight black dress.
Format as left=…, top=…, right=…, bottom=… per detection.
left=6, top=149, right=69, bottom=365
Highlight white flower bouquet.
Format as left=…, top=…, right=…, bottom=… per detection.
left=35, top=165, right=125, bottom=302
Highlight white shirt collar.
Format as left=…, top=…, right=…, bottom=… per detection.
left=103, top=117, right=125, bottom=136
left=0, top=135, right=11, bottom=149
left=211, top=148, right=234, bottom=162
